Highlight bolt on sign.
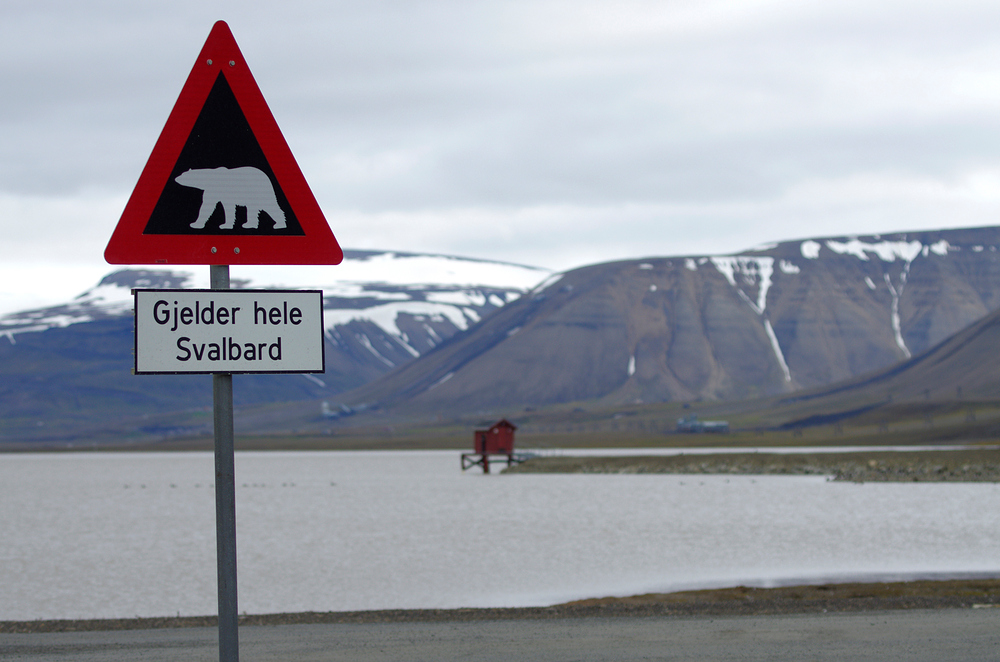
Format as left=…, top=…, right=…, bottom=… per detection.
left=133, top=289, right=325, bottom=374
left=104, top=20, right=342, bottom=266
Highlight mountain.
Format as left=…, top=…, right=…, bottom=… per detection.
left=0, top=251, right=548, bottom=443
left=341, top=226, right=1000, bottom=414
left=7, top=226, right=1000, bottom=445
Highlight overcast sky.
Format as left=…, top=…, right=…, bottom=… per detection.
left=3, top=0, right=1000, bottom=310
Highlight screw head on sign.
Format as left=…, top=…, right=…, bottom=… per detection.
left=207, top=59, right=213, bottom=65
left=229, top=60, right=236, bottom=67
left=234, top=247, right=240, bottom=254
left=211, top=247, right=217, bottom=254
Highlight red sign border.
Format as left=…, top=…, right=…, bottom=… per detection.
left=105, top=21, right=343, bottom=265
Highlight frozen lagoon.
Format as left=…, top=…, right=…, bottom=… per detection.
left=2, top=450, right=999, bottom=620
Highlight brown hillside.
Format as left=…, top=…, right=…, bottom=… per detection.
left=343, top=227, right=1000, bottom=414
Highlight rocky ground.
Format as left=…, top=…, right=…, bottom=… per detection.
left=503, top=448, right=1000, bottom=481
left=3, top=579, right=999, bottom=633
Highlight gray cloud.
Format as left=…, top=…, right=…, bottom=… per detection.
left=3, top=0, right=1000, bottom=289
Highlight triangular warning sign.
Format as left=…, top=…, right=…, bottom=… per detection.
left=105, top=21, right=343, bottom=265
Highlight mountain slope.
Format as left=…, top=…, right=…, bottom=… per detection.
left=780, top=302, right=1000, bottom=409
left=0, top=251, right=548, bottom=442
left=342, top=226, right=1000, bottom=413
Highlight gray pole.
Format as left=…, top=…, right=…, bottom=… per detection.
left=211, top=264, right=239, bottom=662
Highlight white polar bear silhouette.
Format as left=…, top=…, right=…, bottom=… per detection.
left=175, top=166, right=287, bottom=230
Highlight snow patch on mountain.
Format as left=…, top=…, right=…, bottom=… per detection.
left=710, top=256, right=774, bottom=314
left=710, top=255, right=788, bottom=381
left=884, top=273, right=911, bottom=358
left=929, top=240, right=951, bottom=256
left=825, top=239, right=923, bottom=262
left=428, top=372, right=455, bottom=390
left=531, top=272, right=565, bottom=295
left=356, top=333, right=396, bottom=367
left=800, top=240, right=821, bottom=259
left=764, top=319, right=792, bottom=382
left=779, top=260, right=800, bottom=274
left=0, top=252, right=550, bottom=349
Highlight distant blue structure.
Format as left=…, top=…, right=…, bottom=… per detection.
left=676, top=414, right=729, bottom=434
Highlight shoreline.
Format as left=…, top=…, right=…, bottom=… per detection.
left=4, top=578, right=1000, bottom=633
left=502, top=448, right=1000, bottom=481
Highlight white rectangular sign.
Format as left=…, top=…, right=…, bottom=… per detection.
left=134, top=289, right=325, bottom=374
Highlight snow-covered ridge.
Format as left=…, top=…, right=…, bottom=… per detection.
left=0, top=251, right=550, bottom=346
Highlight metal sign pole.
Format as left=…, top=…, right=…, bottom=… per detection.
left=105, top=25, right=341, bottom=662
left=211, top=264, right=239, bottom=662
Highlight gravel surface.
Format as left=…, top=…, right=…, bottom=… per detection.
left=503, top=448, right=1000, bottom=481
left=3, top=579, right=999, bottom=633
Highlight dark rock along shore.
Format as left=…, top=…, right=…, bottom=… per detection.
left=503, top=448, right=1000, bottom=482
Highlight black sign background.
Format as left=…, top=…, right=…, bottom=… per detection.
left=142, top=73, right=305, bottom=236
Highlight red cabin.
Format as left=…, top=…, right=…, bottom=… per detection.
left=462, top=419, right=524, bottom=473
left=474, top=419, right=517, bottom=455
